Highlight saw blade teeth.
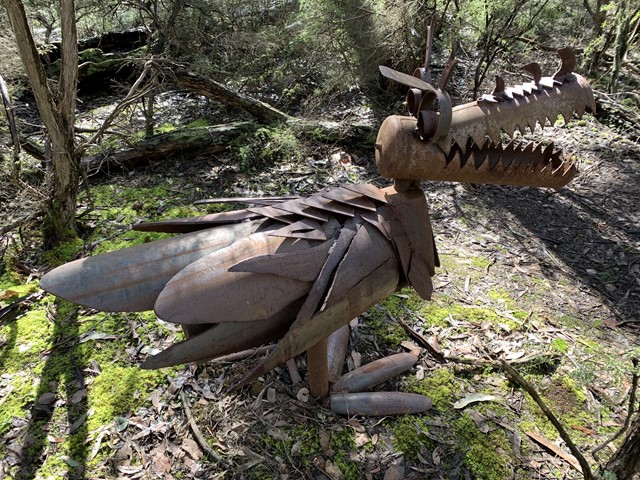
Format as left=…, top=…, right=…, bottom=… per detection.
left=575, top=103, right=586, bottom=118
left=507, top=86, right=524, bottom=98
left=478, top=94, right=499, bottom=103
left=540, top=77, right=555, bottom=89
left=542, top=142, right=555, bottom=159
left=560, top=107, right=575, bottom=123
left=487, top=129, right=502, bottom=145
left=522, top=142, right=535, bottom=155
left=471, top=132, right=488, bottom=148
left=488, top=152, right=500, bottom=170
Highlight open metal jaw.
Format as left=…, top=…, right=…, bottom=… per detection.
left=376, top=48, right=595, bottom=188
left=39, top=32, right=595, bottom=411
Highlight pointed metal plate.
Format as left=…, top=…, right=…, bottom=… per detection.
left=321, top=188, right=377, bottom=211
left=39, top=221, right=260, bottom=312
left=341, top=184, right=389, bottom=204
left=230, top=239, right=332, bottom=282
left=300, top=195, right=356, bottom=217
left=134, top=209, right=262, bottom=233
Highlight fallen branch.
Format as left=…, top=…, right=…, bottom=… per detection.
left=500, top=360, right=594, bottom=480
left=81, top=121, right=252, bottom=173
left=168, top=66, right=291, bottom=125
left=593, top=357, right=639, bottom=455
left=0, top=211, right=42, bottom=236
left=180, top=389, right=231, bottom=468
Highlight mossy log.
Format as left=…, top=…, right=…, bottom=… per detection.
left=81, top=122, right=254, bottom=173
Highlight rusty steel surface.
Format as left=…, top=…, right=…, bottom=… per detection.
left=376, top=33, right=594, bottom=189
left=40, top=26, right=595, bottom=409
left=330, top=392, right=433, bottom=416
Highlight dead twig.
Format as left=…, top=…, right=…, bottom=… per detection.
left=180, top=389, right=231, bottom=468
left=500, top=360, right=594, bottom=480
left=397, top=317, right=445, bottom=362
left=0, top=211, right=42, bottom=236
left=592, top=357, right=639, bottom=456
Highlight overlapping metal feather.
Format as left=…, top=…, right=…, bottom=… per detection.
left=376, top=48, right=596, bottom=188
left=40, top=184, right=438, bottom=388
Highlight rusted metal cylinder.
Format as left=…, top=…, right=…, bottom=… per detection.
left=375, top=115, right=576, bottom=189
left=39, top=220, right=260, bottom=312
left=446, top=74, right=595, bottom=147
left=332, top=353, right=418, bottom=393
left=330, top=392, right=432, bottom=416
left=375, top=74, right=595, bottom=189
left=327, top=324, right=350, bottom=382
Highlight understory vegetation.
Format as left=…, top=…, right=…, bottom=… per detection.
left=1, top=0, right=640, bottom=478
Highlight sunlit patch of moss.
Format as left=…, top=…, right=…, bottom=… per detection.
left=520, top=373, right=592, bottom=443
left=387, top=416, right=433, bottom=460
left=43, top=237, right=85, bottom=266
left=185, top=118, right=210, bottom=128
left=88, top=184, right=175, bottom=223
left=156, top=122, right=177, bottom=134
left=87, top=366, right=165, bottom=431
left=0, top=281, right=39, bottom=300
left=454, top=413, right=515, bottom=480
left=419, top=297, right=522, bottom=331
left=91, top=230, right=169, bottom=256
left=329, top=427, right=361, bottom=480
left=470, top=256, right=492, bottom=269
left=403, top=367, right=456, bottom=411
left=551, top=338, right=569, bottom=353
left=558, top=314, right=582, bottom=328
left=0, top=269, right=24, bottom=291
left=1, top=304, right=53, bottom=372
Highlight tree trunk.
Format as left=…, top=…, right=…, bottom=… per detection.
left=170, top=67, right=292, bottom=124
left=606, top=414, right=640, bottom=479
left=3, top=0, right=80, bottom=249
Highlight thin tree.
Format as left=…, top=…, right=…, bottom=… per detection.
left=3, top=0, right=79, bottom=249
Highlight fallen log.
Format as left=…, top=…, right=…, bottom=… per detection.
left=81, top=121, right=254, bottom=173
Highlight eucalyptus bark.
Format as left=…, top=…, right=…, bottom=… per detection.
left=3, top=0, right=80, bottom=248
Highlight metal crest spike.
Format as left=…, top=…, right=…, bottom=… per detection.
left=554, top=47, right=576, bottom=79
left=523, top=62, right=542, bottom=90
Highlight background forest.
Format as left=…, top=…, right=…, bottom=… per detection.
left=1, top=0, right=640, bottom=479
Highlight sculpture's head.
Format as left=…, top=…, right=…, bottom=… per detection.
left=375, top=46, right=595, bottom=189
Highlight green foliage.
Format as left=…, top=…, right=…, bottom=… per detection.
left=234, top=126, right=302, bottom=171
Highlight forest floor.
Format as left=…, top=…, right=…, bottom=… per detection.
left=1, top=85, right=640, bottom=480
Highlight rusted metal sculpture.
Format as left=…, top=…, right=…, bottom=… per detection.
left=40, top=27, right=595, bottom=416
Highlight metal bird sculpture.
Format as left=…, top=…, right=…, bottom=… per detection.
left=40, top=26, right=595, bottom=412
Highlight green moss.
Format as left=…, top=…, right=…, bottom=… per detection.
left=388, top=416, right=433, bottom=460
left=454, top=413, right=514, bottom=480
left=87, top=366, right=165, bottom=430
left=185, top=118, right=210, bottom=128
left=43, top=237, right=85, bottom=266
left=520, top=373, right=592, bottom=443
left=470, top=256, right=492, bottom=269
left=403, top=367, right=456, bottom=411
left=329, top=427, right=361, bottom=479
left=233, top=126, right=302, bottom=171
left=156, top=122, right=177, bottom=134
left=551, top=338, right=569, bottom=353
left=558, top=314, right=582, bottom=328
